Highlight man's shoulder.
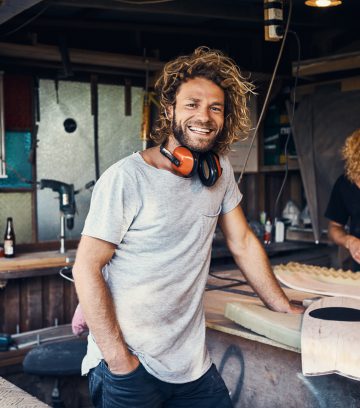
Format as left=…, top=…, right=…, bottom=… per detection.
left=104, top=152, right=141, bottom=174
left=96, top=153, right=143, bottom=186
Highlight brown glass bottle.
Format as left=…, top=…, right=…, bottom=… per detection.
left=4, top=217, right=15, bottom=258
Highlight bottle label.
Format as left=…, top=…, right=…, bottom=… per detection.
left=4, top=240, right=14, bottom=255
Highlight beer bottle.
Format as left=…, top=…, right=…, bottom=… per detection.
left=4, top=217, right=15, bottom=258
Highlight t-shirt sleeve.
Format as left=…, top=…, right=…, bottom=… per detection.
left=324, top=176, right=349, bottom=226
left=220, top=155, right=243, bottom=214
left=82, top=163, right=139, bottom=245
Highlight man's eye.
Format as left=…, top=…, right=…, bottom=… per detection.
left=186, top=104, right=196, bottom=108
left=211, top=106, right=222, bottom=112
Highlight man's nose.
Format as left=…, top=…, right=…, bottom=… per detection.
left=195, top=106, right=211, bottom=122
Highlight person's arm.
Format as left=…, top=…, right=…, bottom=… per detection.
left=328, top=220, right=360, bottom=264
left=72, top=235, right=139, bottom=374
left=218, top=205, right=303, bottom=314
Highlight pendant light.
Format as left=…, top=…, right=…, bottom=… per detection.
left=305, top=0, right=342, bottom=7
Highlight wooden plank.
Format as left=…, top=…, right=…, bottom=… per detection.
left=1, top=280, right=20, bottom=334
left=0, top=42, right=163, bottom=71
left=341, top=76, right=360, bottom=92
left=0, top=267, right=67, bottom=280
left=0, top=376, right=50, bottom=407
left=42, top=275, right=64, bottom=327
left=0, top=348, right=31, bottom=368
left=20, top=277, right=43, bottom=332
left=302, top=296, right=360, bottom=380
left=0, top=249, right=76, bottom=274
left=293, top=52, right=360, bottom=77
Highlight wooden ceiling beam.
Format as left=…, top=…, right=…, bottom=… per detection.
left=293, top=51, right=360, bottom=77
left=29, top=18, right=258, bottom=39
left=0, top=0, right=43, bottom=24
left=0, top=42, right=164, bottom=71
left=48, top=0, right=264, bottom=23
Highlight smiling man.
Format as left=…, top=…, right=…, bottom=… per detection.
left=72, top=47, right=303, bottom=408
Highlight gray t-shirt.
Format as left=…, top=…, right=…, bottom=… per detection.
left=81, top=151, right=242, bottom=383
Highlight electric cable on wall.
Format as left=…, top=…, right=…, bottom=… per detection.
left=237, top=0, right=293, bottom=185
left=272, top=29, right=301, bottom=222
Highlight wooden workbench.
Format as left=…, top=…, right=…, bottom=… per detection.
left=0, top=249, right=78, bottom=335
left=0, top=249, right=76, bottom=280
left=204, top=272, right=360, bottom=408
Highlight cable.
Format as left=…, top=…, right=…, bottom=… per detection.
left=205, top=272, right=247, bottom=291
left=272, top=29, right=301, bottom=221
left=0, top=4, right=49, bottom=38
left=59, top=266, right=74, bottom=282
left=209, top=272, right=247, bottom=285
left=237, top=0, right=293, bottom=185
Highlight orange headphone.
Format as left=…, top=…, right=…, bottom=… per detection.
left=160, top=144, right=222, bottom=187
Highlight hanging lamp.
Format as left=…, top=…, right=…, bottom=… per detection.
left=305, top=0, right=342, bottom=7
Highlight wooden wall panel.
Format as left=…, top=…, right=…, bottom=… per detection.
left=63, top=279, right=78, bottom=324
left=0, top=280, right=20, bottom=333
left=42, top=275, right=64, bottom=327
left=0, top=274, right=77, bottom=334
left=20, top=277, right=43, bottom=332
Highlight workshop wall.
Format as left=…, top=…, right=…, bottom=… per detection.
left=36, top=79, right=143, bottom=241
left=0, top=193, right=33, bottom=244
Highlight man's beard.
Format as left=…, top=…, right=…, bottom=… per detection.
left=171, top=113, right=223, bottom=153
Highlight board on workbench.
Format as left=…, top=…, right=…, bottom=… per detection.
left=302, top=296, right=360, bottom=380
left=274, top=262, right=360, bottom=299
left=204, top=286, right=309, bottom=352
left=225, top=301, right=302, bottom=349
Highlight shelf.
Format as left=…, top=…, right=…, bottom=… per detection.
left=259, top=163, right=300, bottom=172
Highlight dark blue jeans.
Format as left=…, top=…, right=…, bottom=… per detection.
left=88, top=360, right=233, bottom=408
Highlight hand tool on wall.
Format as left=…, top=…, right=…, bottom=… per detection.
left=38, top=179, right=94, bottom=253
left=39, top=179, right=75, bottom=254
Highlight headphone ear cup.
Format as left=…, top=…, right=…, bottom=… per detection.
left=172, top=146, right=198, bottom=177
left=198, top=152, right=222, bottom=187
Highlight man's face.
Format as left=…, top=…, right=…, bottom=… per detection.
left=169, top=77, right=225, bottom=153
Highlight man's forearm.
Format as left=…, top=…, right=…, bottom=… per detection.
left=73, top=264, right=129, bottom=364
left=231, top=231, right=292, bottom=312
left=72, top=236, right=138, bottom=373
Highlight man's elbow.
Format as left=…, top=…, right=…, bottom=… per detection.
left=225, top=229, right=255, bottom=258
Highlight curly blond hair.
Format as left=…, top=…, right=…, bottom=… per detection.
left=151, top=46, right=255, bottom=154
left=343, top=129, right=360, bottom=184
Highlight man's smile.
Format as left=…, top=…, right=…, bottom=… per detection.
left=187, top=125, right=213, bottom=135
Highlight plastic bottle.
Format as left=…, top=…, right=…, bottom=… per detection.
left=275, top=220, right=285, bottom=243
left=4, top=217, right=15, bottom=258
left=264, top=219, right=272, bottom=244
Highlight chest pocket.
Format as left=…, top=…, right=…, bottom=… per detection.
left=202, top=206, right=222, bottom=218
left=201, top=205, right=222, bottom=240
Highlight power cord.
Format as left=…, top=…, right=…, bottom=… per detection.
left=205, top=272, right=247, bottom=291
left=59, top=266, right=74, bottom=283
left=273, top=29, right=301, bottom=222
left=237, top=0, right=293, bottom=185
